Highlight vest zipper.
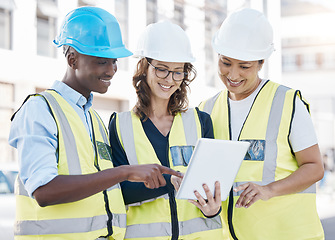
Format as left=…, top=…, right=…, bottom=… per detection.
left=227, top=189, right=238, bottom=240
left=226, top=96, right=238, bottom=240
left=169, top=191, right=179, bottom=240
left=166, top=143, right=179, bottom=240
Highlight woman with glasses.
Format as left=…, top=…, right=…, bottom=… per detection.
left=108, top=20, right=225, bottom=240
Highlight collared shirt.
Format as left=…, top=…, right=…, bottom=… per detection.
left=8, top=81, right=94, bottom=197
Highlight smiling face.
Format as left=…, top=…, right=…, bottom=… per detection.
left=65, top=50, right=118, bottom=99
left=218, top=55, right=264, bottom=101
left=146, top=59, right=184, bottom=102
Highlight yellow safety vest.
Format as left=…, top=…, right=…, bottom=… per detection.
left=14, top=90, right=126, bottom=240
left=115, top=109, right=225, bottom=240
left=199, top=80, right=324, bottom=240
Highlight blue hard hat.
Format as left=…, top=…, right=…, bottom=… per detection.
left=53, top=6, right=132, bottom=59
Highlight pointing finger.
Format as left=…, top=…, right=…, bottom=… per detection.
left=159, top=165, right=183, bottom=178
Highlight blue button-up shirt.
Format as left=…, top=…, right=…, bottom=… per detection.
left=9, top=81, right=94, bottom=197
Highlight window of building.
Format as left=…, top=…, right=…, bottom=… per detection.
left=296, top=54, right=302, bottom=69
left=228, top=0, right=251, bottom=10
left=302, top=53, right=317, bottom=70
left=115, top=0, right=129, bottom=70
left=316, top=52, right=323, bottom=68
left=78, top=0, right=96, bottom=7
left=147, top=0, right=157, bottom=25
left=0, top=82, right=15, bottom=164
left=324, top=51, right=335, bottom=69
left=282, top=53, right=298, bottom=71
left=36, top=1, right=58, bottom=58
left=92, top=96, right=129, bottom=127
left=174, top=0, right=184, bottom=29
left=0, top=4, right=13, bottom=50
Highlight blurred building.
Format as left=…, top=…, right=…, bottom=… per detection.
left=0, top=0, right=280, bottom=164
left=281, top=0, right=335, bottom=157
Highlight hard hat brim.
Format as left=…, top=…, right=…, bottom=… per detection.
left=54, top=40, right=133, bottom=59
left=77, top=46, right=133, bottom=59
left=212, top=32, right=274, bottom=61
left=133, top=52, right=195, bottom=63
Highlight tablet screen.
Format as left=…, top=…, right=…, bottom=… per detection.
left=175, top=138, right=250, bottom=201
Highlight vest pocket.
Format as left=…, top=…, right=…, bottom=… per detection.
left=234, top=140, right=265, bottom=182
left=242, top=140, right=265, bottom=161
left=97, top=141, right=112, bottom=161
left=170, top=145, right=194, bottom=166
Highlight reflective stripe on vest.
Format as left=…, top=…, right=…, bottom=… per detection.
left=42, top=91, right=82, bottom=174
left=125, top=216, right=222, bottom=238
left=15, top=91, right=126, bottom=239
left=202, top=91, right=221, bottom=115
left=15, top=214, right=126, bottom=236
left=118, top=111, right=137, bottom=165
left=16, top=215, right=108, bottom=235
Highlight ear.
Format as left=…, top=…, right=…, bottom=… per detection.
left=67, top=52, right=77, bottom=69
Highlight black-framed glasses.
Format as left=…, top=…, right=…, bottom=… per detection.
left=147, top=61, right=187, bottom=82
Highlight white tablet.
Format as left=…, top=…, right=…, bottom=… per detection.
left=175, top=138, right=250, bottom=201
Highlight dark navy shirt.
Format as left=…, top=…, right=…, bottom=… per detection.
left=108, top=110, right=214, bottom=205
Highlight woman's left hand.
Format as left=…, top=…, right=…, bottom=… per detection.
left=171, top=175, right=183, bottom=191
left=234, top=182, right=273, bottom=208
left=188, top=181, right=221, bottom=217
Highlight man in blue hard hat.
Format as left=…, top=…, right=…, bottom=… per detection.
left=8, top=6, right=182, bottom=240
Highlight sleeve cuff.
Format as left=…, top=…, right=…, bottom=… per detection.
left=202, top=206, right=222, bottom=218
left=163, top=174, right=175, bottom=192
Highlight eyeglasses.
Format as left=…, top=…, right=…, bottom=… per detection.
left=147, top=61, right=187, bottom=82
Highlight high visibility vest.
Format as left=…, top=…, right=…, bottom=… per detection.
left=199, top=80, right=324, bottom=240
left=115, top=109, right=225, bottom=240
left=14, top=90, right=126, bottom=240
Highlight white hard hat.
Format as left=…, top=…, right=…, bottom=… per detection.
left=134, top=20, right=195, bottom=63
left=212, top=8, right=275, bottom=61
